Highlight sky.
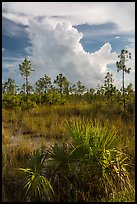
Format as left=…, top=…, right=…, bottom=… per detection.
left=2, top=2, right=135, bottom=90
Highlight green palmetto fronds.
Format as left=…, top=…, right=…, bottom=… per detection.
left=18, top=118, right=132, bottom=201
left=19, top=150, right=54, bottom=201
left=66, top=117, right=132, bottom=196
left=19, top=168, right=54, bottom=197
left=66, top=117, right=91, bottom=145
left=48, top=143, right=68, bottom=164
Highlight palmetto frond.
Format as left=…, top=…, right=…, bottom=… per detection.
left=19, top=150, right=54, bottom=201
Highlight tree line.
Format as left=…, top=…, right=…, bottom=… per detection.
left=2, top=49, right=134, bottom=111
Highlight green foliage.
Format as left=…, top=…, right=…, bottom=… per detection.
left=3, top=78, right=17, bottom=95
left=116, top=49, right=132, bottom=111
left=106, top=188, right=135, bottom=202
left=66, top=118, right=132, bottom=198
left=104, top=72, right=116, bottom=100
left=2, top=94, right=20, bottom=109
left=35, top=74, right=52, bottom=94
left=77, top=81, right=86, bottom=95
left=116, top=49, right=131, bottom=73
left=54, top=73, right=69, bottom=95
left=19, top=58, right=34, bottom=95
left=19, top=149, right=54, bottom=202
left=2, top=94, right=38, bottom=110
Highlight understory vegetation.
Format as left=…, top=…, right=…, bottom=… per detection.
left=2, top=102, right=135, bottom=202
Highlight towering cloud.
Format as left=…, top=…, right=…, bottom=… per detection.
left=26, top=19, right=117, bottom=88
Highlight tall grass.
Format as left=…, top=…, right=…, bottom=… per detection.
left=2, top=103, right=135, bottom=201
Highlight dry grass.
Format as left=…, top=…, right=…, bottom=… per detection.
left=2, top=103, right=135, bottom=202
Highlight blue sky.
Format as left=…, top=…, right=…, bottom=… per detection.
left=74, top=23, right=134, bottom=53
left=2, top=2, right=135, bottom=89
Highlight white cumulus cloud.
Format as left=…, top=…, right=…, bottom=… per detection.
left=26, top=19, right=117, bottom=88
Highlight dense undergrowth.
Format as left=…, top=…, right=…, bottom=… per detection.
left=2, top=102, right=135, bottom=202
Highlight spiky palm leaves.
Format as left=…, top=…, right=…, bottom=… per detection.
left=66, top=117, right=132, bottom=199
left=19, top=149, right=54, bottom=202
left=19, top=118, right=132, bottom=201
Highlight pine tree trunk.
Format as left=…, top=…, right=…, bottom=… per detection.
left=123, top=69, right=125, bottom=111
left=26, top=77, right=29, bottom=96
